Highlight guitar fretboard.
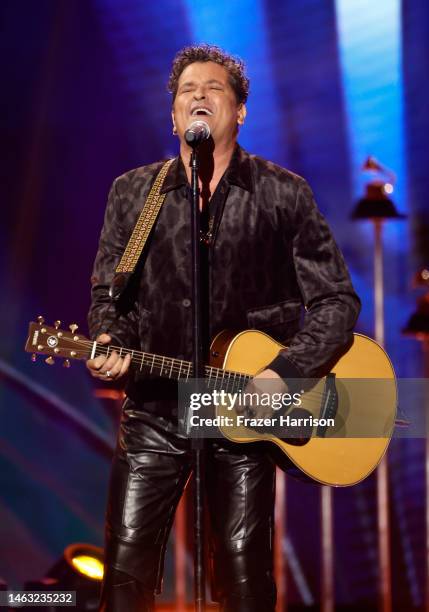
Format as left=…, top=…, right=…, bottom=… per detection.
left=94, top=343, right=251, bottom=391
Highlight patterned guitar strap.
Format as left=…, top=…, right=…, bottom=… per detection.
left=109, top=158, right=174, bottom=301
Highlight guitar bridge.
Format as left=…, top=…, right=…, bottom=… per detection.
left=317, top=373, right=338, bottom=437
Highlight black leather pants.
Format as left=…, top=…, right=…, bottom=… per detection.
left=99, top=399, right=276, bottom=611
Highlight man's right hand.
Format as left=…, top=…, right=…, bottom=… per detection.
left=86, top=333, right=131, bottom=382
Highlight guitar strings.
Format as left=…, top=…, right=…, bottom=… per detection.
left=57, top=338, right=332, bottom=403
left=77, top=339, right=250, bottom=380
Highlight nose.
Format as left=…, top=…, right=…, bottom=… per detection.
left=193, top=85, right=206, bottom=100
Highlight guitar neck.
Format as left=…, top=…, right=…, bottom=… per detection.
left=90, top=342, right=251, bottom=389
left=25, top=320, right=251, bottom=391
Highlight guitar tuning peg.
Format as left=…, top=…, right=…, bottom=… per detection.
left=63, top=359, right=71, bottom=368
left=31, top=353, right=37, bottom=362
left=37, top=316, right=45, bottom=325
left=69, top=323, right=78, bottom=334
left=45, top=356, right=55, bottom=365
left=54, top=320, right=61, bottom=329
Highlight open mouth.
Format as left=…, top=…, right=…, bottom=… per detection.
left=191, top=107, right=213, bottom=117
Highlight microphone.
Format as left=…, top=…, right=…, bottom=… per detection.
left=184, top=120, right=211, bottom=147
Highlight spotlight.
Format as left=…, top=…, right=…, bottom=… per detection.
left=70, top=555, right=103, bottom=581
left=352, top=156, right=405, bottom=220
left=63, top=544, right=104, bottom=581
left=403, top=268, right=429, bottom=339
left=352, top=181, right=405, bottom=219
left=23, top=543, right=103, bottom=611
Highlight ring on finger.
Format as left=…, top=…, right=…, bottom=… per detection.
left=105, top=370, right=112, bottom=378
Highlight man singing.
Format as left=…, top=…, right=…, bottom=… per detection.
left=87, top=44, right=360, bottom=611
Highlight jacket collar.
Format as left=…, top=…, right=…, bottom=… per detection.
left=160, top=143, right=254, bottom=194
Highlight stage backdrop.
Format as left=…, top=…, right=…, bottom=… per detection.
left=1, top=0, right=428, bottom=607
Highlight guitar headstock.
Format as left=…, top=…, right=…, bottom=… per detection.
left=25, top=316, right=91, bottom=366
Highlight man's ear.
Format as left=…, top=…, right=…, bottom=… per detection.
left=171, top=109, right=177, bottom=135
left=237, top=104, right=247, bottom=126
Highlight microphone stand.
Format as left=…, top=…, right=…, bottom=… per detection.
left=189, top=143, right=206, bottom=612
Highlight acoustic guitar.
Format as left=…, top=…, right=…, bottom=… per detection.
left=25, top=318, right=397, bottom=487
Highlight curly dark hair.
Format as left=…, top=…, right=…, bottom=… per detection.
left=168, top=44, right=249, bottom=104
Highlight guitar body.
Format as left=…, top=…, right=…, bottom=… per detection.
left=210, top=330, right=397, bottom=487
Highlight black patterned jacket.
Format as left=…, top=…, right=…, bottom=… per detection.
left=88, top=145, right=360, bottom=406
